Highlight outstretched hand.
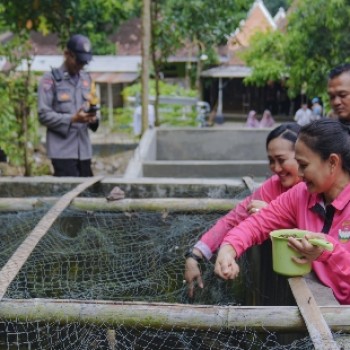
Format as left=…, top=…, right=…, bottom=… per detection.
left=214, top=244, right=239, bottom=280
left=184, top=257, right=204, bottom=298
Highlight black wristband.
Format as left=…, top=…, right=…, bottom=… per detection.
left=185, top=249, right=202, bottom=263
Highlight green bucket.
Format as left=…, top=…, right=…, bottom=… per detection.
left=270, top=229, right=314, bottom=277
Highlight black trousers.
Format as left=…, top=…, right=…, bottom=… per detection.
left=51, top=159, right=93, bottom=177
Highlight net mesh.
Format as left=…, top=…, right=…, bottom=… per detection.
left=0, top=185, right=345, bottom=349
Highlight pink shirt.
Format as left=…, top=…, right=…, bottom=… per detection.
left=222, top=181, right=350, bottom=305
left=195, top=175, right=289, bottom=259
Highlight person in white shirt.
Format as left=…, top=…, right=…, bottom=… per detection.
left=294, top=103, right=312, bottom=126
left=133, top=103, right=155, bottom=137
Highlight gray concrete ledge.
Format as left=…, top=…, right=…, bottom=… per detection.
left=124, top=127, right=272, bottom=179
left=0, top=176, right=262, bottom=199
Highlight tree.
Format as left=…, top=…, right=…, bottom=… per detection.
left=167, top=0, right=252, bottom=94
left=241, top=0, right=350, bottom=102
left=150, top=0, right=182, bottom=125
left=0, top=33, right=38, bottom=175
left=0, top=0, right=140, bottom=53
left=146, top=0, right=251, bottom=124
left=0, top=1, right=142, bottom=173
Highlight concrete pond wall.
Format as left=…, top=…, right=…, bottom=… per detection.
left=124, top=127, right=272, bottom=179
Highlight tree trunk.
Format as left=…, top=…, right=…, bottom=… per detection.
left=141, top=0, right=151, bottom=134
left=150, top=0, right=160, bottom=126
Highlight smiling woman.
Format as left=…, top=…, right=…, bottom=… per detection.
left=215, top=119, right=350, bottom=305
left=184, top=122, right=301, bottom=298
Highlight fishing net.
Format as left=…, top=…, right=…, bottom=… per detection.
left=0, top=184, right=345, bottom=349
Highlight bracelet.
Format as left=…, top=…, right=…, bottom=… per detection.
left=185, top=249, right=203, bottom=263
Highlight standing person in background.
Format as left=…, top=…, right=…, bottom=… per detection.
left=215, top=119, right=350, bottom=305
left=259, top=109, right=275, bottom=128
left=327, top=63, right=350, bottom=126
left=184, top=123, right=301, bottom=297
left=245, top=110, right=260, bottom=128
left=311, top=97, right=323, bottom=120
left=294, top=102, right=312, bottom=126
left=38, top=34, right=99, bottom=177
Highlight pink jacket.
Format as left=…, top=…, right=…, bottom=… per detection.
left=195, top=175, right=289, bottom=259
left=222, top=181, right=350, bottom=305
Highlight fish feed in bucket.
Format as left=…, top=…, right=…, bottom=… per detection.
left=270, top=229, right=312, bottom=277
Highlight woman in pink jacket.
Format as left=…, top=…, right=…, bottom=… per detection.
left=184, top=122, right=302, bottom=297
left=245, top=110, right=260, bottom=128
left=215, top=119, right=350, bottom=304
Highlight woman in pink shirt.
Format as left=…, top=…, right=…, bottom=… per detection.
left=184, top=122, right=302, bottom=297
left=259, top=109, right=275, bottom=128
left=245, top=110, right=260, bottom=128
left=215, top=119, right=350, bottom=304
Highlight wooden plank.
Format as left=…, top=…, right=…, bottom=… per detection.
left=304, top=272, right=339, bottom=306
left=0, top=298, right=349, bottom=332
left=0, top=176, right=104, bottom=301
left=289, top=277, right=339, bottom=350
left=0, top=197, right=235, bottom=212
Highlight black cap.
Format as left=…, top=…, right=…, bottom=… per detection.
left=66, top=34, right=92, bottom=64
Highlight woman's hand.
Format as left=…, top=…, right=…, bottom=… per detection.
left=214, top=244, right=239, bottom=280
left=184, top=259, right=203, bottom=298
left=288, top=233, right=326, bottom=264
left=184, top=248, right=204, bottom=298
left=247, top=200, right=268, bottom=215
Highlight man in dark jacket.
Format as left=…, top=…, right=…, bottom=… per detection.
left=38, top=34, right=99, bottom=177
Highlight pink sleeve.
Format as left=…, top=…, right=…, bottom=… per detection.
left=195, top=176, right=284, bottom=259
left=221, top=183, right=300, bottom=257
left=315, top=238, right=350, bottom=304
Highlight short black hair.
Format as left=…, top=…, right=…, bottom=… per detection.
left=328, top=63, right=350, bottom=80
left=266, top=122, right=301, bottom=149
left=299, top=119, right=350, bottom=173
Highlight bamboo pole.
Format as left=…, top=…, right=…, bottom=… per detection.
left=289, top=277, right=340, bottom=350
left=0, top=299, right=349, bottom=333
left=141, top=0, right=151, bottom=134
left=0, top=176, right=104, bottom=300
left=0, top=197, right=235, bottom=212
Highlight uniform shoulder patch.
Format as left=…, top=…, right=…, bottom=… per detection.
left=42, top=78, right=54, bottom=91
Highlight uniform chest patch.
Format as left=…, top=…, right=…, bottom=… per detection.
left=82, top=80, right=89, bottom=88
left=59, top=92, right=71, bottom=101
left=338, top=220, right=350, bottom=243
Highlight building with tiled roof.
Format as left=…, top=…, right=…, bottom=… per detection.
left=201, top=0, right=296, bottom=120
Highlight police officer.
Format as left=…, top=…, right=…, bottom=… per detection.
left=38, top=34, right=99, bottom=177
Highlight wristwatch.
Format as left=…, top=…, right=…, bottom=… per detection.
left=184, top=248, right=203, bottom=263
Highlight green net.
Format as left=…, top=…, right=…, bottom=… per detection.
left=0, top=184, right=346, bottom=349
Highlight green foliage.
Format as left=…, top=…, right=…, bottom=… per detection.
left=0, top=33, right=38, bottom=174
left=240, top=0, right=350, bottom=99
left=150, top=0, right=253, bottom=94
left=122, top=80, right=197, bottom=99
left=107, top=80, right=198, bottom=132
left=109, top=107, right=133, bottom=134
left=284, top=0, right=350, bottom=97
left=240, top=31, right=288, bottom=87
left=165, top=0, right=252, bottom=46
left=0, top=0, right=141, bottom=53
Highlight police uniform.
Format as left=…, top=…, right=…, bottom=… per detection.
left=38, top=64, right=99, bottom=176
